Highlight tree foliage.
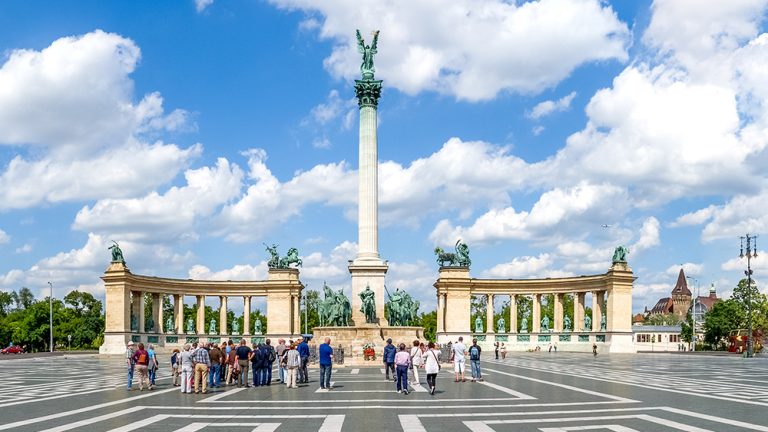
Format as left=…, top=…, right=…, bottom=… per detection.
left=645, top=313, right=682, bottom=326
left=703, top=299, right=745, bottom=349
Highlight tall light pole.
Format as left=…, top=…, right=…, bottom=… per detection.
left=739, top=234, right=757, bottom=358
left=686, top=276, right=698, bottom=352
left=48, top=281, right=53, bottom=353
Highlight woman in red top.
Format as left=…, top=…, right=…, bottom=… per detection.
left=131, top=343, right=151, bottom=391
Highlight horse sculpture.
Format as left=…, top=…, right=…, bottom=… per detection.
left=279, top=247, right=303, bottom=268
left=264, top=243, right=280, bottom=268
left=434, top=239, right=471, bottom=267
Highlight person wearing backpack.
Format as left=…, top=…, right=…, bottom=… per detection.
left=131, top=342, right=151, bottom=391
left=147, top=344, right=158, bottom=389
left=264, top=339, right=276, bottom=386
left=469, top=338, right=483, bottom=382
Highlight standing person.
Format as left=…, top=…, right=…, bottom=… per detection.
left=383, top=338, right=396, bottom=381
left=469, top=338, right=483, bottom=382
left=297, top=337, right=310, bottom=384
left=125, top=341, right=135, bottom=391
left=275, top=338, right=287, bottom=383
left=208, top=343, right=223, bottom=388
left=262, top=340, right=275, bottom=386
left=394, top=343, right=411, bottom=394
left=131, top=342, right=151, bottom=391
left=410, top=340, right=423, bottom=386
left=285, top=343, right=301, bottom=389
left=451, top=336, right=467, bottom=383
left=422, top=341, right=441, bottom=395
left=250, top=343, right=263, bottom=387
left=219, top=342, right=229, bottom=383
left=226, top=343, right=237, bottom=385
left=180, top=344, right=194, bottom=394
left=235, top=339, right=252, bottom=388
left=500, top=343, right=507, bottom=359
left=318, top=337, right=333, bottom=390
left=171, top=348, right=181, bottom=386
left=494, top=342, right=499, bottom=360
left=592, top=343, right=598, bottom=356
left=147, top=344, right=158, bottom=389
left=192, top=342, right=211, bottom=394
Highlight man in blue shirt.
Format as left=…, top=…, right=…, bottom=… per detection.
left=383, top=338, right=396, bottom=381
left=297, top=337, right=310, bottom=384
left=318, top=337, right=333, bottom=390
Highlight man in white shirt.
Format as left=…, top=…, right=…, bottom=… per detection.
left=451, top=336, right=467, bottom=382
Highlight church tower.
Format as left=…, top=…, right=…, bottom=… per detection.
left=670, top=268, right=692, bottom=319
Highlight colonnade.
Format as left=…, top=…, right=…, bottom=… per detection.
left=434, top=262, right=636, bottom=353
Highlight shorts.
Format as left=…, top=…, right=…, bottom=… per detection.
left=454, top=358, right=465, bottom=373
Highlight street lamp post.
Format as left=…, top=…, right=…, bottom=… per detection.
left=739, top=234, right=757, bottom=358
left=686, top=276, right=698, bottom=352
left=48, top=281, right=53, bottom=353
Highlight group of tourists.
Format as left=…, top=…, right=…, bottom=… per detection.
left=125, top=336, right=493, bottom=397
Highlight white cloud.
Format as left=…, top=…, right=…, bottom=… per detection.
left=188, top=263, right=267, bottom=281
left=0, top=229, right=9, bottom=244
left=697, top=190, right=768, bottom=242
left=270, top=0, right=628, bottom=101
left=307, top=90, right=356, bottom=128
left=15, top=244, right=32, bottom=254
left=631, top=217, right=661, bottom=254
left=195, top=0, right=214, bottom=13
left=670, top=205, right=717, bottom=227
left=532, top=125, right=545, bottom=136
left=665, top=263, right=703, bottom=277
left=722, top=251, right=768, bottom=272
left=312, top=137, right=332, bottom=149
left=72, top=157, right=243, bottom=243
left=484, top=254, right=559, bottom=279
left=429, top=182, right=628, bottom=246
left=527, top=91, right=577, bottom=119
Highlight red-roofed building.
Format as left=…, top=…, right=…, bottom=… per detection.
left=647, top=268, right=720, bottom=321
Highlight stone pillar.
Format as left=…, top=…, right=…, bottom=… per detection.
left=136, top=291, right=145, bottom=333
left=606, top=262, right=635, bottom=353
left=592, top=291, right=602, bottom=332
left=436, top=293, right=445, bottom=334
left=174, top=294, right=184, bottom=334
left=243, top=296, right=251, bottom=336
left=486, top=294, right=494, bottom=334
left=554, top=293, right=563, bottom=332
left=196, top=295, right=205, bottom=334
left=436, top=267, right=471, bottom=344
left=575, top=292, right=585, bottom=332
left=532, top=294, right=541, bottom=333
left=219, top=296, right=228, bottom=335
left=510, top=294, right=517, bottom=333
left=100, top=262, right=133, bottom=354
left=151, top=293, right=161, bottom=333
left=293, top=294, right=301, bottom=335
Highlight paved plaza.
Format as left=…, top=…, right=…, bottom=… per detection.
left=0, top=353, right=766, bottom=431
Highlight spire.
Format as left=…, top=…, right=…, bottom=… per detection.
left=709, top=282, right=717, bottom=299
left=672, top=268, right=692, bottom=296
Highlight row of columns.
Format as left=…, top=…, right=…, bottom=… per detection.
left=130, top=292, right=270, bottom=336
left=436, top=291, right=608, bottom=334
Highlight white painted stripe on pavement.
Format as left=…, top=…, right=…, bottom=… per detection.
left=351, top=369, right=359, bottom=374
left=398, top=415, right=427, bottom=432
left=661, top=407, right=768, bottom=432
left=0, top=388, right=176, bottom=431
left=174, top=423, right=279, bottom=432
left=636, top=414, right=713, bottom=432
left=318, top=415, right=345, bottom=432
left=477, top=380, right=535, bottom=399
left=198, top=387, right=245, bottom=402
left=102, top=415, right=171, bottom=432
left=485, top=368, right=636, bottom=403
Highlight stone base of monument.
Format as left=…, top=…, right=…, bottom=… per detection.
left=313, top=325, right=424, bottom=366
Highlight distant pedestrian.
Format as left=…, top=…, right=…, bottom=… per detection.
left=250, top=343, right=263, bottom=386
left=263, top=339, right=275, bottom=386
left=235, top=339, right=252, bottom=387
left=592, top=343, right=598, bottom=356
left=208, top=343, right=223, bottom=388
left=383, top=338, right=396, bottom=381
left=451, top=336, right=467, bottom=382
left=147, top=344, right=158, bottom=388
left=131, top=342, right=151, bottom=391
left=275, top=339, right=287, bottom=383
left=297, top=337, right=310, bottom=384
left=410, top=340, right=423, bottom=386
left=395, top=343, right=411, bottom=394
left=180, top=344, right=193, bottom=393
left=219, top=342, right=229, bottom=382
left=125, top=341, right=135, bottom=390
left=500, top=343, right=507, bottom=359
left=319, top=337, right=333, bottom=390
left=494, top=342, right=499, bottom=360
left=285, top=343, right=301, bottom=388
left=171, top=348, right=180, bottom=386
left=469, top=338, right=483, bottom=382
left=423, top=341, right=441, bottom=395
left=192, top=342, right=211, bottom=394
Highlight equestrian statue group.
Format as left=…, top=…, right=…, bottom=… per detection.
left=265, top=243, right=303, bottom=269
left=318, top=282, right=352, bottom=327
left=434, top=239, right=471, bottom=267
left=385, top=286, right=419, bottom=326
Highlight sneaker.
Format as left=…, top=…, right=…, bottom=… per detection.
left=397, top=390, right=401, bottom=393
left=127, top=388, right=134, bottom=391
left=403, top=390, right=409, bottom=395
left=430, top=387, right=435, bottom=395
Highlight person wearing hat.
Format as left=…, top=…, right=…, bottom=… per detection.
left=125, top=341, right=136, bottom=390
left=383, top=338, right=396, bottom=381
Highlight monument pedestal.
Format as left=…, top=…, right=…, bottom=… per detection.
left=349, top=259, right=389, bottom=327
left=313, top=325, right=424, bottom=366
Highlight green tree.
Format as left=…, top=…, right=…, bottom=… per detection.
left=645, top=313, right=682, bottom=326
left=414, top=311, right=436, bottom=342
left=680, top=312, right=693, bottom=344
left=732, top=278, right=768, bottom=334
left=470, top=295, right=487, bottom=332
left=300, top=289, right=320, bottom=332
left=13, top=287, right=35, bottom=309
left=0, top=291, right=14, bottom=316
left=703, top=299, right=745, bottom=349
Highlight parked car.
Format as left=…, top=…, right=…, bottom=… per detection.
left=1, top=345, right=24, bottom=354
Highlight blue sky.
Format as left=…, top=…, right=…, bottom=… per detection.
left=1, top=0, right=767, bottom=315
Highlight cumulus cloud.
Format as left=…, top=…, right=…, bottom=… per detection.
left=693, top=190, right=768, bottom=242
left=188, top=263, right=267, bottom=281
left=631, top=217, right=661, bottom=254
left=0, top=229, right=9, bottom=244
left=665, top=262, right=704, bottom=277
left=195, top=0, right=214, bottom=13
left=483, top=254, right=567, bottom=279
left=270, top=0, right=628, bottom=101
left=527, top=91, right=577, bottom=119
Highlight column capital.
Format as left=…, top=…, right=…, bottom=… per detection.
left=355, top=79, right=383, bottom=107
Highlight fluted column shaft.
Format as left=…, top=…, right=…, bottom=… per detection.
left=357, top=104, right=379, bottom=260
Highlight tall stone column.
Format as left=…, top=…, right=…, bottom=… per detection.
left=151, top=293, right=161, bottom=333
left=349, top=75, right=389, bottom=327
left=592, top=291, right=602, bottom=332
left=219, top=296, right=228, bottom=335
left=135, top=291, right=145, bottom=333
left=436, top=293, right=445, bottom=333
left=532, top=294, right=541, bottom=333
left=243, top=296, right=251, bottom=336
left=554, top=293, right=563, bottom=332
left=293, top=295, right=301, bottom=335
left=174, top=294, right=184, bottom=334
left=486, top=294, right=494, bottom=333
left=510, top=294, right=517, bottom=333
left=196, top=295, right=205, bottom=334
left=575, top=292, right=585, bottom=332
